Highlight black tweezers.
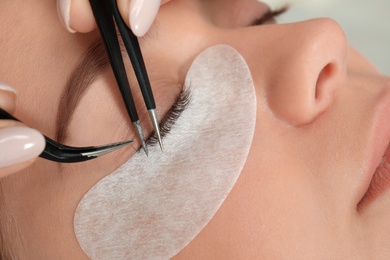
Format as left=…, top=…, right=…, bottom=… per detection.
left=0, top=108, right=132, bottom=163
left=89, top=0, right=163, bottom=156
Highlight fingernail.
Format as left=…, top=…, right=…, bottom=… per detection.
left=57, top=0, right=76, bottom=33
left=130, top=0, right=161, bottom=37
left=0, top=83, right=17, bottom=94
left=0, top=126, right=45, bottom=168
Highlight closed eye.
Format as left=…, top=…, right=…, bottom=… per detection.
left=252, top=5, right=289, bottom=26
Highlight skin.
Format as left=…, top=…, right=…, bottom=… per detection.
left=1, top=0, right=390, bottom=259
left=65, top=0, right=172, bottom=33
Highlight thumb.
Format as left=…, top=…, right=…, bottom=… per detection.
left=120, top=0, right=173, bottom=37
left=118, top=0, right=161, bottom=37
left=57, top=0, right=171, bottom=36
left=57, top=0, right=96, bottom=33
left=0, top=83, right=45, bottom=178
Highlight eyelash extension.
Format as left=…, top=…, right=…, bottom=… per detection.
left=252, top=5, right=289, bottom=26
left=146, top=86, right=192, bottom=147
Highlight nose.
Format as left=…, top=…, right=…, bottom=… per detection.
left=255, top=19, right=348, bottom=126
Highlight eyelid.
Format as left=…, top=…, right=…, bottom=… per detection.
left=251, top=5, right=289, bottom=26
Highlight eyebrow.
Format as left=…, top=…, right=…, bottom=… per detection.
left=56, top=39, right=109, bottom=142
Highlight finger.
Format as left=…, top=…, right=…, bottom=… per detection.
left=0, top=83, right=45, bottom=176
left=0, top=126, right=45, bottom=177
left=57, top=0, right=172, bottom=35
left=117, top=0, right=172, bottom=37
left=0, top=83, right=17, bottom=114
left=116, top=0, right=159, bottom=37
left=57, top=0, right=96, bottom=33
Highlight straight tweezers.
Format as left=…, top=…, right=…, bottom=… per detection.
left=89, top=0, right=163, bottom=154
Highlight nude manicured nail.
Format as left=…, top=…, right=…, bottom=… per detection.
left=0, top=126, right=45, bottom=168
left=130, top=0, right=161, bottom=37
left=57, top=0, right=76, bottom=33
left=0, top=83, right=17, bottom=94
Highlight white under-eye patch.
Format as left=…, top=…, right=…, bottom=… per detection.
left=74, top=44, right=257, bottom=259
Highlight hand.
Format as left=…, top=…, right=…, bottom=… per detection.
left=57, top=0, right=171, bottom=37
left=0, top=83, right=45, bottom=178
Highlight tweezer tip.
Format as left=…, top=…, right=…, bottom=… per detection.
left=155, top=128, right=164, bottom=153
left=82, top=140, right=133, bottom=158
left=141, top=138, right=149, bottom=157
left=133, top=120, right=149, bottom=156
left=148, top=109, right=164, bottom=153
left=157, top=133, right=164, bottom=153
left=143, top=145, right=149, bottom=157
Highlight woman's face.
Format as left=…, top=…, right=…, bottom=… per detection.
left=1, top=0, right=390, bottom=258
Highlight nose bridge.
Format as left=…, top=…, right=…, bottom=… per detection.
left=258, top=18, right=348, bottom=126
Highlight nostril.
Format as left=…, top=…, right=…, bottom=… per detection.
left=315, top=63, right=335, bottom=100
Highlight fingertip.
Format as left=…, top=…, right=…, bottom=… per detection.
left=0, top=84, right=44, bottom=177
left=0, top=126, right=45, bottom=171
left=57, top=0, right=97, bottom=33
left=70, top=0, right=97, bottom=33
left=117, top=0, right=131, bottom=27
left=0, top=83, right=17, bottom=114
left=57, top=0, right=76, bottom=33
left=129, top=0, right=161, bottom=37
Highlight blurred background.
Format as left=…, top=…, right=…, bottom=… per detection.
left=277, top=0, right=390, bottom=74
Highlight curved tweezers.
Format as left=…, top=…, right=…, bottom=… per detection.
left=0, top=108, right=133, bottom=163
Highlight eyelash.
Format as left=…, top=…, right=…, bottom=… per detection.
left=252, top=6, right=289, bottom=26
left=147, top=86, right=192, bottom=147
